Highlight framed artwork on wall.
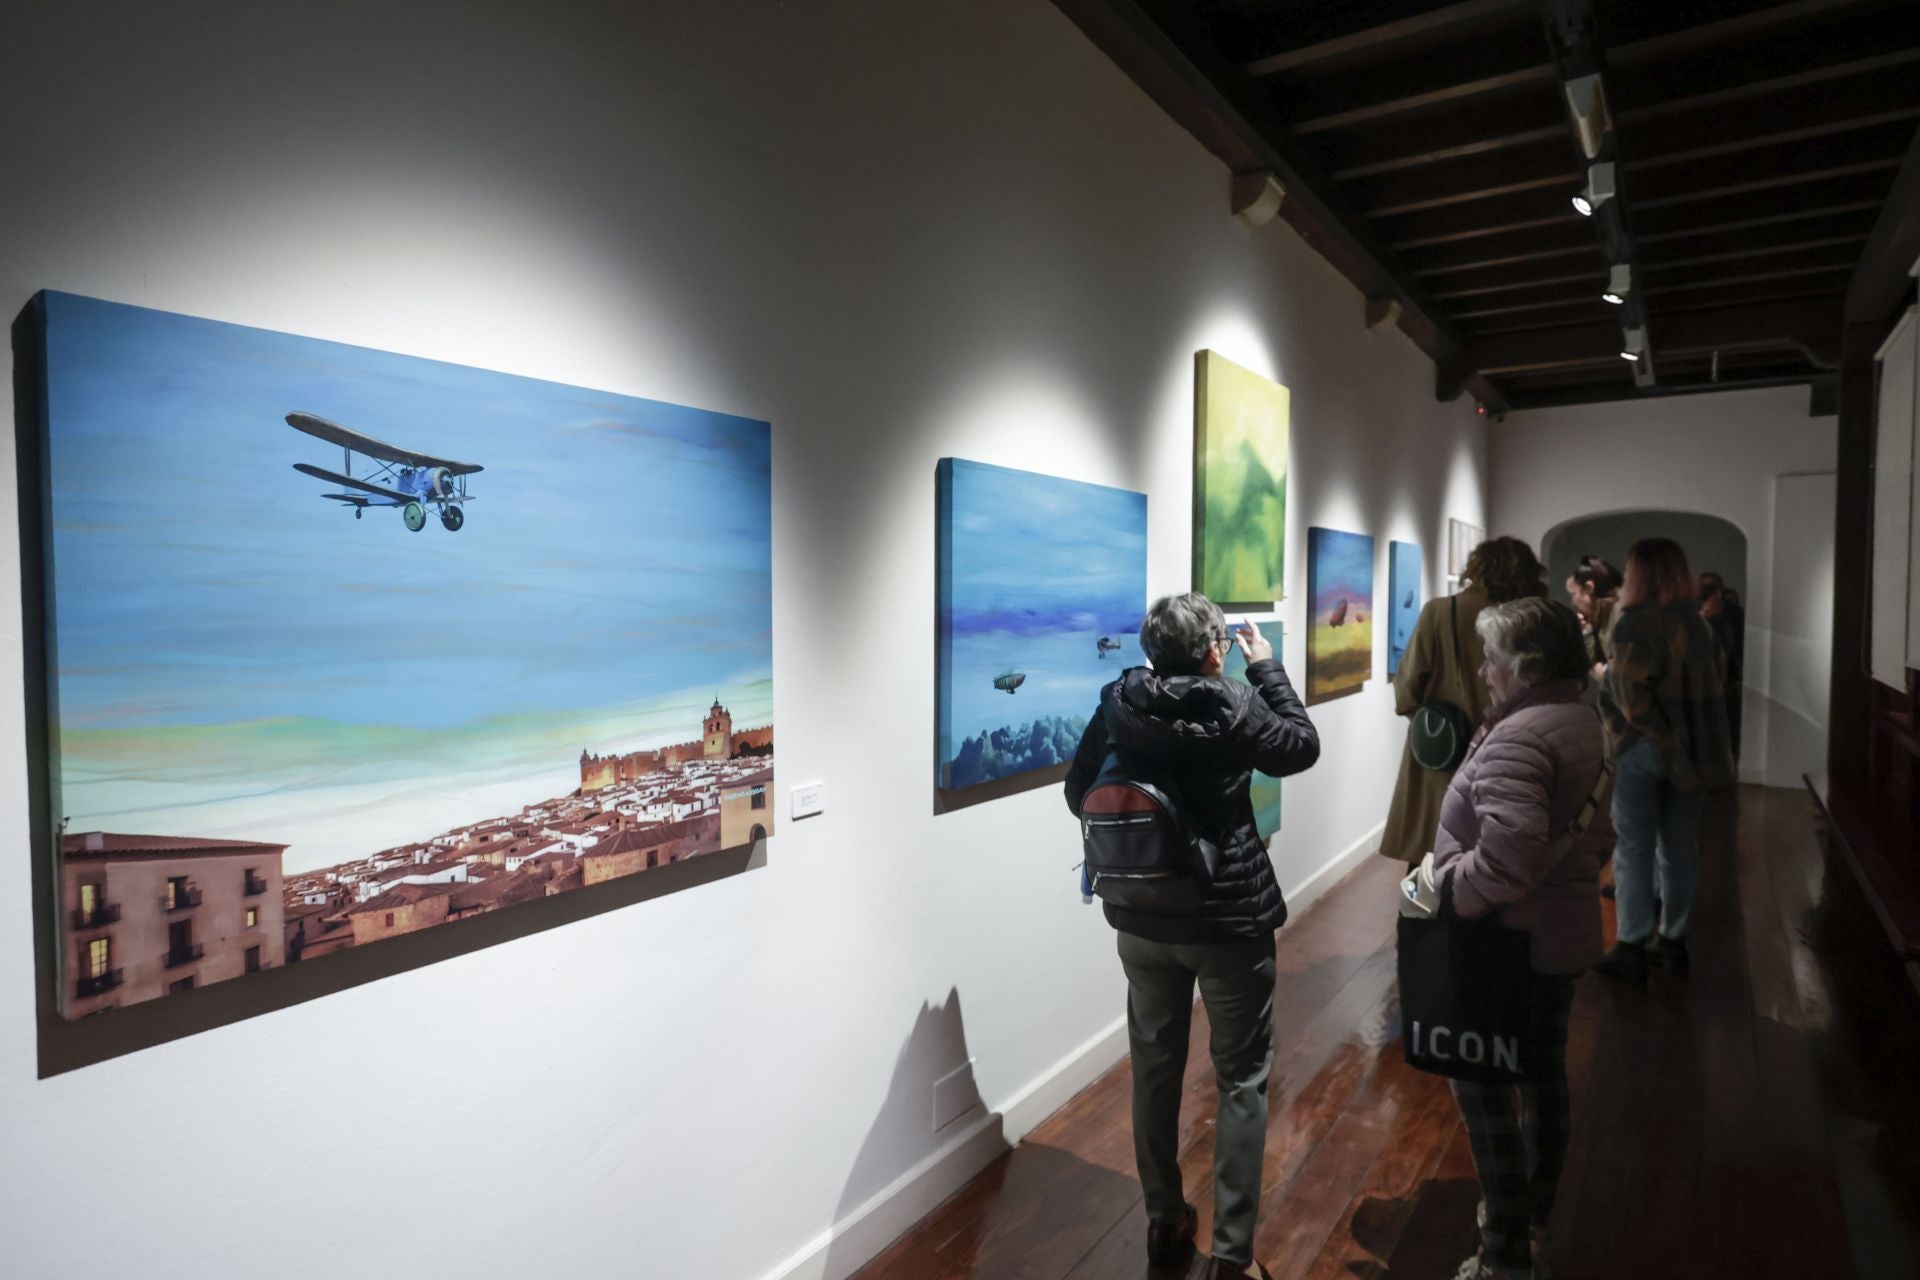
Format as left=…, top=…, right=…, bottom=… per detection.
left=1447, top=517, right=1485, bottom=576
left=936, top=459, right=1147, bottom=794
left=1223, top=623, right=1285, bottom=839
left=1193, top=350, right=1289, bottom=607
left=1388, top=541, right=1423, bottom=677
left=1306, top=527, right=1376, bottom=704
left=19, top=291, right=774, bottom=1023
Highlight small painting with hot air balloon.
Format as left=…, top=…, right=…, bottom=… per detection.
left=1306, top=527, right=1376, bottom=704
left=1388, top=540, right=1423, bottom=677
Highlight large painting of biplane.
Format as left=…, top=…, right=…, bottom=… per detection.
left=22, top=291, right=773, bottom=1020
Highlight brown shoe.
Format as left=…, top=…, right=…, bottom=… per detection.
left=1207, top=1260, right=1275, bottom=1280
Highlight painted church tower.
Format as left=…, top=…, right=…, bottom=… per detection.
left=703, top=698, right=732, bottom=759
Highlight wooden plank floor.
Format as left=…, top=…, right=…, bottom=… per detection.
left=853, top=787, right=1920, bottom=1280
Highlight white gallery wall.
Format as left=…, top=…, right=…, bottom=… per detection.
left=1490, top=387, right=1837, bottom=789
left=0, top=4, right=1486, bottom=1279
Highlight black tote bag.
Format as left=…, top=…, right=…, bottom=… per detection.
left=1397, top=878, right=1536, bottom=1086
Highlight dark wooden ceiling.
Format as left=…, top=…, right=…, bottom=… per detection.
left=1053, top=0, right=1920, bottom=412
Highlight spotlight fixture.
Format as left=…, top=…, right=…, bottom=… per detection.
left=1572, top=161, right=1616, bottom=217
left=1602, top=264, right=1632, bottom=305
left=1231, top=171, right=1286, bottom=227
left=1619, top=325, right=1646, bottom=362
left=1561, top=73, right=1614, bottom=161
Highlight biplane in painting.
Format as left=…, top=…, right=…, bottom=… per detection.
left=287, top=412, right=483, bottom=531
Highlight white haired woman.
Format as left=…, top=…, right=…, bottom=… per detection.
left=1429, top=598, right=1614, bottom=1280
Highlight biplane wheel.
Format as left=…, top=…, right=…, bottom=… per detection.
left=354, top=508, right=363, bottom=519
left=441, top=505, right=464, bottom=532
left=403, top=501, right=426, bottom=532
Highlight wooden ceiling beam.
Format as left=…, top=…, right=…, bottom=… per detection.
left=1330, top=124, right=1566, bottom=181
left=1606, top=0, right=1905, bottom=69
left=1636, top=198, right=1886, bottom=246
left=1640, top=233, right=1871, bottom=274
left=1617, top=49, right=1920, bottom=131
left=1450, top=294, right=1614, bottom=322
left=1430, top=266, right=1605, bottom=302
left=1465, top=297, right=1844, bottom=374
left=1406, top=224, right=1600, bottom=276
left=1241, top=0, right=1535, bottom=77
left=1352, top=137, right=1577, bottom=217
left=1051, top=0, right=1510, bottom=411
left=1292, top=65, right=1555, bottom=135
left=1644, top=262, right=1856, bottom=299
left=1634, top=155, right=1904, bottom=212
left=1504, top=371, right=1827, bottom=411
left=1846, top=110, right=1920, bottom=323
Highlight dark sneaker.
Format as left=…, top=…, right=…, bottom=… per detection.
left=1452, top=1253, right=1532, bottom=1279
left=1207, top=1260, right=1275, bottom=1280
left=1594, top=940, right=1647, bottom=984
left=1476, top=1199, right=1552, bottom=1278
left=1147, top=1203, right=1196, bottom=1268
left=1648, top=934, right=1690, bottom=977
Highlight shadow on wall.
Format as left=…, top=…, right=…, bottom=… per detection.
left=820, top=988, right=1002, bottom=1279
left=817, top=987, right=1145, bottom=1280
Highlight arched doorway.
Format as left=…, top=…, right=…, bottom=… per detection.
left=1541, top=509, right=1748, bottom=607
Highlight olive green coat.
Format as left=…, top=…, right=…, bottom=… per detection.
left=1379, top=586, right=1494, bottom=864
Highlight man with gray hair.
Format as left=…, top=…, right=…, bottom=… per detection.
left=1065, top=591, right=1320, bottom=1280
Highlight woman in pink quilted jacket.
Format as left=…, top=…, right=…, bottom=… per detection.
left=1431, top=597, right=1614, bottom=1280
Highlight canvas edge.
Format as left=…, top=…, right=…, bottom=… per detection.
left=13, top=291, right=63, bottom=1027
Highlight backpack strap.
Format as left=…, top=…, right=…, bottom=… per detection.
left=1448, top=595, right=1460, bottom=696
left=1548, top=717, right=1615, bottom=861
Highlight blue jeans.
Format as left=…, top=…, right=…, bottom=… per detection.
left=1610, top=736, right=1702, bottom=944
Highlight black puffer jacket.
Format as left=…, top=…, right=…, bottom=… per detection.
left=1064, top=659, right=1320, bottom=944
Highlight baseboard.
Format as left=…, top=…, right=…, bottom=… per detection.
left=760, top=1013, right=1130, bottom=1280
left=1282, top=820, right=1384, bottom=917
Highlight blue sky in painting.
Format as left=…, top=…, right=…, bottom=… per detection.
left=937, top=459, right=1146, bottom=775
left=39, top=292, right=771, bottom=866
left=1308, top=528, right=1373, bottom=620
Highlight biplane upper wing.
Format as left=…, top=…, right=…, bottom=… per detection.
left=286, top=412, right=484, bottom=476
left=293, top=462, right=412, bottom=503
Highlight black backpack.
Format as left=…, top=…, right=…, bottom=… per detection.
left=1078, top=748, right=1223, bottom=916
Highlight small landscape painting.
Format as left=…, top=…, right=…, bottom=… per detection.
left=1306, top=527, right=1376, bottom=704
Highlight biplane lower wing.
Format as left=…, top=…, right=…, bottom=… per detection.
left=293, top=462, right=411, bottom=503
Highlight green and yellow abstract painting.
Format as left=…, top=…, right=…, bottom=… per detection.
left=1194, top=350, right=1290, bottom=606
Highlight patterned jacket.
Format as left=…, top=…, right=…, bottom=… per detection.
left=1600, top=599, right=1737, bottom=791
